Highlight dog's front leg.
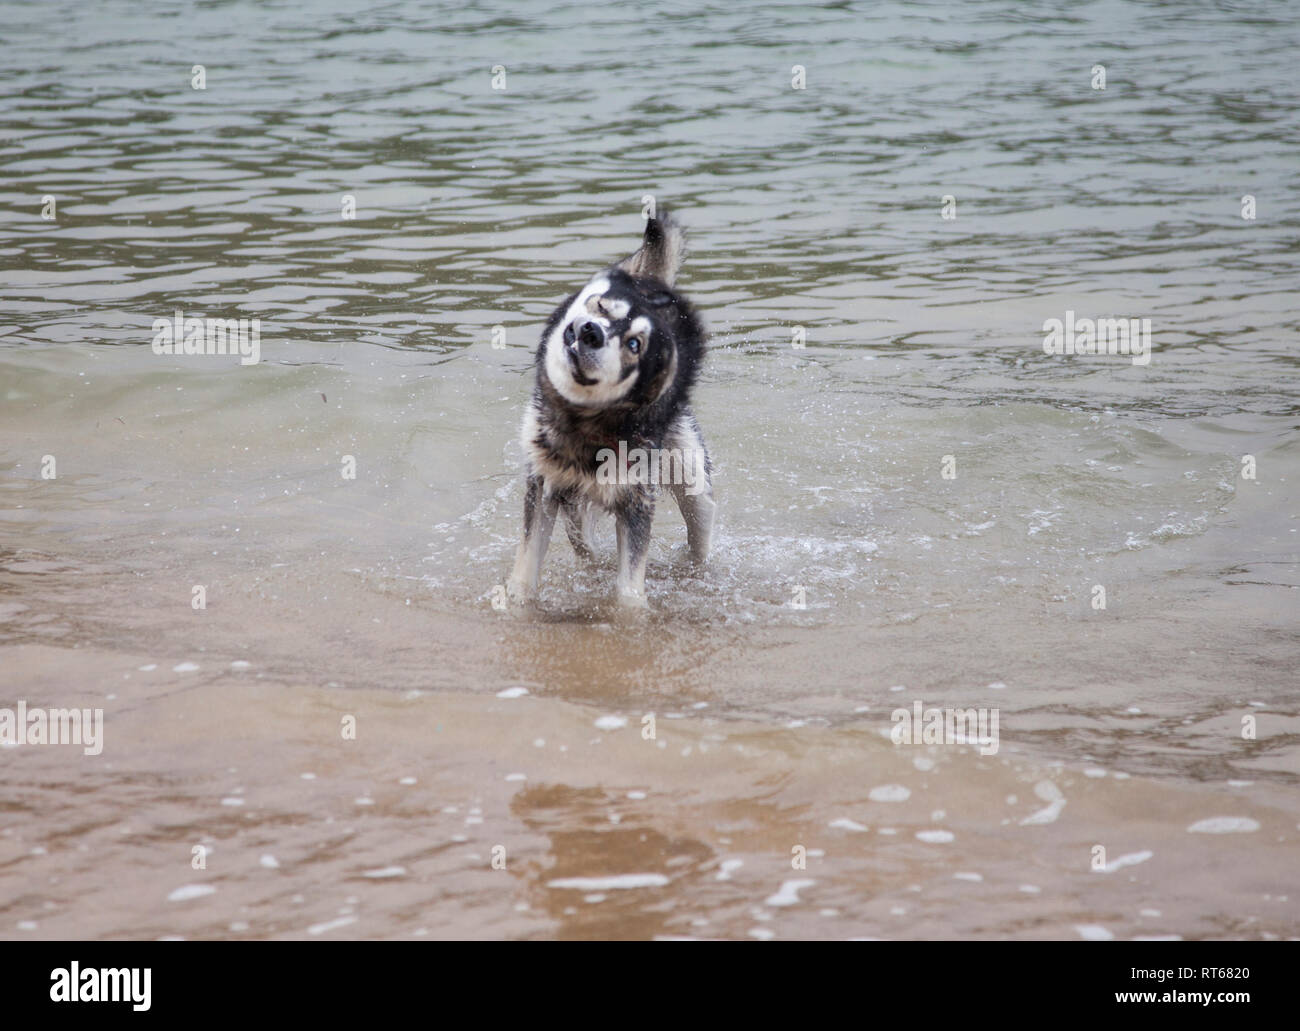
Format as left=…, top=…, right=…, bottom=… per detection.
left=506, top=475, right=559, bottom=603
left=561, top=496, right=598, bottom=564
left=614, top=498, right=654, bottom=607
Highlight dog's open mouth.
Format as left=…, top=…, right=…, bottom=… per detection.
left=567, top=346, right=597, bottom=386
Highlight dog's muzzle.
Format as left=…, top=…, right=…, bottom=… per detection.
left=575, top=320, right=605, bottom=350
left=564, top=320, right=603, bottom=385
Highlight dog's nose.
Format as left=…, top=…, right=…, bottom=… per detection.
left=576, top=321, right=605, bottom=349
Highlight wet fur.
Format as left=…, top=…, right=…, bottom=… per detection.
left=506, top=211, right=716, bottom=607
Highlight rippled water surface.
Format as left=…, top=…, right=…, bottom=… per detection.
left=1, top=0, right=1298, bottom=940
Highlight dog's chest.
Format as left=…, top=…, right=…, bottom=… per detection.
left=519, top=405, right=651, bottom=509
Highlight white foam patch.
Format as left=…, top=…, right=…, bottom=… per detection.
left=259, top=854, right=279, bottom=869
left=765, top=879, right=815, bottom=907
left=1096, top=850, right=1153, bottom=874
left=953, top=872, right=983, bottom=882
left=1021, top=781, right=1066, bottom=825
left=1018, top=884, right=1041, bottom=894
left=916, top=830, right=954, bottom=843
left=716, top=859, right=743, bottom=881
left=829, top=818, right=868, bottom=832
left=362, top=866, right=407, bottom=879
left=1035, top=780, right=1063, bottom=801
left=168, top=884, right=216, bottom=902
left=308, top=916, right=357, bottom=935
left=172, top=662, right=200, bottom=673
left=1076, top=924, right=1114, bottom=941
left=1021, top=799, right=1066, bottom=825
left=594, top=715, right=628, bottom=731
left=497, top=687, right=528, bottom=698
left=220, top=797, right=244, bottom=807
left=1187, top=817, right=1259, bottom=834
left=548, top=874, right=668, bottom=890
left=869, top=784, right=911, bottom=803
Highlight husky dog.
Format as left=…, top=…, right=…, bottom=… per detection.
left=506, top=211, right=715, bottom=608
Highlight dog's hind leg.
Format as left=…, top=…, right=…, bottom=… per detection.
left=665, top=412, right=715, bottom=563
left=561, top=496, right=598, bottom=564
left=506, top=475, right=559, bottom=602
left=669, top=481, right=716, bottom=564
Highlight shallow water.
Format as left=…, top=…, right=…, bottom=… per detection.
left=1, top=0, right=1298, bottom=940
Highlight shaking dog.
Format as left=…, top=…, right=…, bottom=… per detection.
left=506, top=210, right=715, bottom=607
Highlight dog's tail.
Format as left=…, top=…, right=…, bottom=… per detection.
left=616, top=208, right=686, bottom=286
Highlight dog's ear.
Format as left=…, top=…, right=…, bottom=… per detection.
left=615, top=209, right=686, bottom=286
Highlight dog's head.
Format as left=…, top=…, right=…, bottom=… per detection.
left=538, top=213, right=700, bottom=412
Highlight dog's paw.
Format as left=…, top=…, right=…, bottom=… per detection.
left=615, top=589, right=650, bottom=610
left=504, top=577, right=535, bottom=606
left=668, top=543, right=708, bottom=570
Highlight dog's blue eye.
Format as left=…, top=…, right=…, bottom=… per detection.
left=563, top=323, right=575, bottom=345
left=627, top=336, right=641, bottom=354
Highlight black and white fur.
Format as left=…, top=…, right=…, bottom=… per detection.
left=506, top=211, right=715, bottom=607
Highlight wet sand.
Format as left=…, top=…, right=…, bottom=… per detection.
left=2, top=553, right=1296, bottom=939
